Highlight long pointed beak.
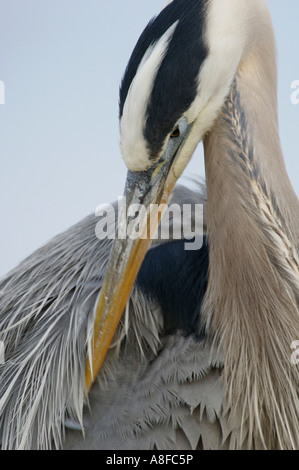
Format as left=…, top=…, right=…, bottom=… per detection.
left=85, top=161, right=177, bottom=392
left=85, top=118, right=194, bottom=393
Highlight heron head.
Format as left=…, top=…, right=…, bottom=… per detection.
left=119, top=0, right=261, bottom=178
left=85, top=0, right=270, bottom=390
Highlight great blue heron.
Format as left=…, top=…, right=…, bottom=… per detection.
left=0, top=0, right=299, bottom=450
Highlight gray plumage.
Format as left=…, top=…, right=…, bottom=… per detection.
left=1, top=0, right=299, bottom=450
left=0, top=186, right=216, bottom=450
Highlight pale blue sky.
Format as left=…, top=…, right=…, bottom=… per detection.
left=0, top=0, right=298, bottom=277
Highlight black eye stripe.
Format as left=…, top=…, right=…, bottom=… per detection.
left=119, top=5, right=181, bottom=120
left=144, top=0, right=209, bottom=158
left=119, top=1, right=209, bottom=157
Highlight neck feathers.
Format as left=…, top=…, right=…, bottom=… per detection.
left=202, top=49, right=299, bottom=448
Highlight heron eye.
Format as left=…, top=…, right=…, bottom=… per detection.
left=170, top=126, right=180, bottom=138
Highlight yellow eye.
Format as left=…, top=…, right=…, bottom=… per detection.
left=170, top=126, right=180, bottom=138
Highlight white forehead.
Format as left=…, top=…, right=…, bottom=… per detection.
left=120, top=22, right=178, bottom=172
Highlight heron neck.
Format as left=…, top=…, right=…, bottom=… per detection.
left=202, top=68, right=299, bottom=448
left=204, top=73, right=299, bottom=295
left=204, top=70, right=299, bottom=246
